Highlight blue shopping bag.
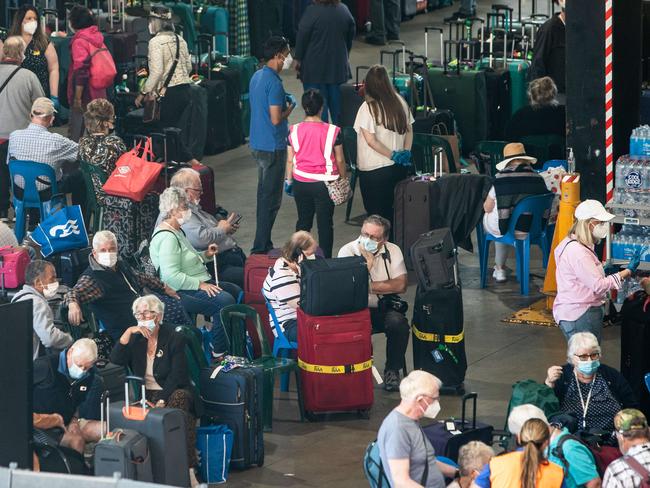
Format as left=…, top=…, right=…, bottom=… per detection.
left=30, top=205, right=89, bottom=257
left=196, top=425, right=233, bottom=484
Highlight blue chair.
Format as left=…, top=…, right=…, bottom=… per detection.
left=264, top=293, right=297, bottom=393
left=542, top=159, right=568, bottom=172
left=8, top=160, right=66, bottom=243
left=477, top=193, right=555, bottom=295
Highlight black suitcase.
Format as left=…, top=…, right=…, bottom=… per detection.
left=422, top=393, right=494, bottom=462
left=109, top=377, right=190, bottom=486
left=411, top=228, right=458, bottom=290
left=621, top=291, right=650, bottom=419
left=299, top=257, right=369, bottom=316
left=200, top=364, right=265, bottom=469
left=412, top=284, right=466, bottom=390
left=339, top=66, right=370, bottom=128
left=200, top=79, right=230, bottom=154
left=94, top=392, right=153, bottom=481
left=46, top=247, right=92, bottom=288
left=248, top=0, right=284, bottom=60
left=177, top=83, right=208, bottom=160
left=402, top=0, right=417, bottom=20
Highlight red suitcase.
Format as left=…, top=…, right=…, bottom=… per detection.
left=297, top=307, right=374, bottom=416
left=244, top=252, right=281, bottom=351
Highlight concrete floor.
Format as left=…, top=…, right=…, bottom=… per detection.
left=193, top=1, right=621, bottom=486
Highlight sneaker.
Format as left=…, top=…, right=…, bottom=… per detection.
left=493, top=267, right=507, bottom=283
left=364, top=35, right=386, bottom=46
left=384, top=369, right=400, bottom=392
left=444, top=10, right=474, bottom=22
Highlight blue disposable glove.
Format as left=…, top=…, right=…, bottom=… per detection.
left=391, top=150, right=412, bottom=167
left=286, top=93, right=297, bottom=109
left=627, top=249, right=642, bottom=273
left=284, top=179, right=294, bottom=197
left=50, top=95, right=60, bottom=111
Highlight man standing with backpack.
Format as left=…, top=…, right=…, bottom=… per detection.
left=604, top=409, right=650, bottom=488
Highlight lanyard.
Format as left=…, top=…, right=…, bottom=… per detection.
left=575, top=371, right=597, bottom=429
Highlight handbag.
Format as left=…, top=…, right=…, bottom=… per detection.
left=102, top=137, right=164, bottom=202
left=30, top=205, right=90, bottom=258
left=143, top=34, right=180, bottom=124
left=325, top=175, right=352, bottom=205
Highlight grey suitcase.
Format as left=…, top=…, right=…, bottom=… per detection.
left=94, top=392, right=153, bottom=481
left=108, top=376, right=190, bottom=487
left=410, top=227, right=458, bottom=291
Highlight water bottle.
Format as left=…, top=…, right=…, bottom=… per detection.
left=643, top=127, right=650, bottom=157
left=567, top=147, right=575, bottom=174
left=630, top=128, right=640, bottom=157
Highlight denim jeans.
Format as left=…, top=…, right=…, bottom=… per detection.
left=559, top=306, right=605, bottom=344
left=177, top=281, right=242, bottom=353
left=251, top=149, right=286, bottom=254
left=302, top=83, right=343, bottom=125
left=369, top=0, right=401, bottom=41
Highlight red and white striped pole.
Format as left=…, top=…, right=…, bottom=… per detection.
left=605, top=0, right=614, bottom=203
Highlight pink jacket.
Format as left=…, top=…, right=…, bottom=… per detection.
left=289, top=121, right=340, bottom=183
left=67, top=26, right=107, bottom=104
left=553, top=236, right=622, bottom=322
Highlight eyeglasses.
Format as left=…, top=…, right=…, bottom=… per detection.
left=360, top=232, right=382, bottom=242
left=186, top=187, right=203, bottom=195
left=574, top=352, right=601, bottom=361
left=133, top=310, right=157, bottom=320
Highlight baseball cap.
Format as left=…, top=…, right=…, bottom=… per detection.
left=574, top=199, right=615, bottom=222
left=614, top=409, right=648, bottom=433
left=31, top=97, right=57, bottom=117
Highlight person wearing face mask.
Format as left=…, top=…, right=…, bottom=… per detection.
left=111, top=295, right=201, bottom=482
left=12, top=260, right=73, bottom=360
left=338, top=214, right=409, bottom=391
left=249, top=36, right=296, bottom=254
left=32, top=338, right=104, bottom=455
left=376, top=370, right=456, bottom=488
left=529, top=0, right=567, bottom=95
left=545, top=333, right=638, bottom=435
left=553, top=200, right=640, bottom=342
left=262, top=231, right=318, bottom=342
left=63, top=230, right=185, bottom=346
left=603, top=409, right=650, bottom=488
left=151, top=187, right=241, bottom=355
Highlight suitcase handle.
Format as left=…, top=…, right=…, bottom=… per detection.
left=355, top=65, right=371, bottom=88
left=443, top=40, right=473, bottom=75
left=408, top=54, right=435, bottom=112
left=461, top=392, right=478, bottom=430
left=487, top=26, right=508, bottom=68
left=100, top=390, right=110, bottom=439
left=424, top=26, right=444, bottom=67
left=387, top=40, right=407, bottom=73
left=124, top=375, right=148, bottom=420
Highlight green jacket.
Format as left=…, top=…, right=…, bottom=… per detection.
left=150, top=227, right=212, bottom=291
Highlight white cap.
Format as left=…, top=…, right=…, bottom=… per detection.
left=574, top=199, right=615, bottom=222
left=507, top=404, right=549, bottom=435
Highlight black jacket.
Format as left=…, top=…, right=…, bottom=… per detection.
left=529, top=14, right=566, bottom=93
left=554, top=363, right=639, bottom=410
left=110, top=323, right=199, bottom=412
left=504, top=104, right=566, bottom=142
left=33, top=350, right=104, bottom=424
left=294, top=3, right=356, bottom=84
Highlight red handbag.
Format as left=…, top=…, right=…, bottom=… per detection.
left=103, top=138, right=163, bottom=202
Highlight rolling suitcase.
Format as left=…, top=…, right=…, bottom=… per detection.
left=410, top=228, right=458, bottom=291
left=109, top=376, right=190, bottom=487
left=94, top=392, right=153, bottom=481
left=412, top=283, right=466, bottom=391
left=176, top=83, right=208, bottom=160
left=297, top=307, right=374, bottom=416
left=401, top=0, right=417, bottom=20
left=200, top=364, right=265, bottom=469
left=200, top=79, right=230, bottom=155
left=164, top=1, right=197, bottom=52
left=200, top=6, right=229, bottom=55
left=621, top=292, right=650, bottom=419
left=248, top=0, right=284, bottom=60
left=422, top=393, right=494, bottom=462
left=243, top=251, right=281, bottom=347
left=339, top=65, right=370, bottom=128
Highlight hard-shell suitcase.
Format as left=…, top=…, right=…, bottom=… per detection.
left=410, top=228, right=458, bottom=291
left=297, top=307, right=374, bottom=416
left=200, top=364, right=265, bottom=469
left=401, top=0, right=417, bottom=20
left=94, top=392, right=153, bottom=481
left=339, top=66, right=370, bottom=129
left=412, top=284, right=466, bottom=390
left=621, top=292, right=650, bottom=419
left=248, top=0, right=284, bottom=60
left=299, top=256, right=369, bottom=316
left=200, top=6, right=229, bottom=55
left=164, top=1, right=197, bottom=53
left=244, top=251, right=282, bottom=347
left=109, top=377, right=190, bottom=487
left=422, top=393, right=493, bottom=462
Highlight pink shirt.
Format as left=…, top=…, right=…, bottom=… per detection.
left=553, top=236, right=622, bottom=322
left=288, top=121, right=340, bottom=183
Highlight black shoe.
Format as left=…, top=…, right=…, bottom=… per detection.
left=384, top=370, right=400, bottom=392
left=386, top=35, right=400, bottom=42
left=364, top=35, right=386, bottom=46
left=444, top=10, right=474, bottom=22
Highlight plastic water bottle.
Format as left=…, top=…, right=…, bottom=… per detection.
left=630, top=128, right=640, bottom=157
left=643, top=127, right=650, bottom=157
left=567, top=147, right=575, bottom=174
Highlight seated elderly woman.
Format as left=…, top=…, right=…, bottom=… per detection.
left=110, top=294, right=200, bottom=481
left=150, top=187, right=241, bottom=355
left=545, top=332, right=638, bottom=434
left=448, top=441, right=494, bottom=488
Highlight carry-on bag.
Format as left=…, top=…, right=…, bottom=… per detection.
left=297, top=307, right=374, bottom=416
left=299, top=256, right=369, bottom=316
left=196, top=424, right=234, bottom=483
left=0, top=246, right=30, bottom=288
left=410, top=228, right=458, bottom=291
left=30, top=206, right=90, bottom=258
left=199, top=363, right=265, bottom=469
left=108, top=376, right=190, bottom=486
left=422, top=393, right=494, bottom=462
left=94, top=392, right=153, bottom=481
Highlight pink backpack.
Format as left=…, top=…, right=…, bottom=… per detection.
left=88, top=45, right=117, bottom=89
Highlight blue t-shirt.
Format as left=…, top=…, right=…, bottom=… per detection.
left=249, top=66, right=288, bottom=151
left=547, top=429, right=599, bottom=488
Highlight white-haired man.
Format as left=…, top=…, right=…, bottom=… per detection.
left=32, top=338, right=104, bottom=453
left=377, top=370, right=457, bottom=487
left=64, top=230, right=185, bottom=342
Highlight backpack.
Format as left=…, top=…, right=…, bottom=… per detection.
left=552, top=432, right=621, bottom=478
left=88, top=45, right=117, bottom=89
left=364, top=440, right=391, bottom=488
left=622, top=456, right=650, bottom=488
left=506, top=379, right=561, bottom=420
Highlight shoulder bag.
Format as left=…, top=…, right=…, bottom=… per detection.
left=143, top=34, right=180, bottom=124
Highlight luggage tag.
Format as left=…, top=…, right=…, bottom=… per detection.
left=372, top=366, right=383, bottom=385
left=432, top=349, right=444, bottom=363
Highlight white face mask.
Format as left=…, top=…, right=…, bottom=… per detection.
left=23, top=20, right=38, bottom=35
left=176, top=209, right=192, bottom=226
left=42, top=281, right=59, bottom=299
left=282, top=53, right=293, bottom=71
left=97, top=251, right=118, bottom=268
left=138, top=319, right=157, bottom=331
left=592, top=222, right=608, bottom=240
left=420, top=398, right=441, bottom=419
left=68, top=361, right=86, bottom=380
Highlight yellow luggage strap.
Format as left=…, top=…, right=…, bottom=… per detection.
left=411, top=324, right=464, bottom=344
left=297, top=358, right=373, bottom=374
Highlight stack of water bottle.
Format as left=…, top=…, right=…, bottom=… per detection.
left=630, top=125, right=650, bottom=157
left=611, top=225, right=650, bottom=262
left=612, top=128, right=650, bottom=217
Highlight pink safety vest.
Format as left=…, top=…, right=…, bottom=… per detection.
left=289, top=122, right=340, bottom=182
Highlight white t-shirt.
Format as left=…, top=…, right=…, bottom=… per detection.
left=482, top=186, right=501, bottom=237
left=353, top=96, right=414, bottom=172
left=338, top=240, right=407, bottom=308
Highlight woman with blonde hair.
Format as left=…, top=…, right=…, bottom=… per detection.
left=472, top=418, right=565, bottom=488
left=553, top=200, right=640, bottom=342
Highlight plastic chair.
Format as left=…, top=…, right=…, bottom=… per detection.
left=412, top=133, right=458, bottom=174
left=520, top=134, right=566, bottom=165
left=473, top=141, right=508, bottom=176
left=79, top=160, right=108, bottom=233
left=341, top=127, right=358, bottom=222
left=174, top=325, right=209, bottom=389
left=264, top=294, right=297, bottom=392
left=220, top=304, right=304, bottom=431
left=542, top=159, right=568, bottom=172
left=477, top=193, right=555, bottom=295
left=8, top=160, right=66, bottom=243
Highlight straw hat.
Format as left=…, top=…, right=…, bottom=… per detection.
left=495, top=142, right=537, bottom=171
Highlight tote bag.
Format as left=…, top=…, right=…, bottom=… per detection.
left=103, top=138, right=163, bottom=202
left=30, top=205, right=89, bottom=257
left=196, top=425, right=233, bottom=484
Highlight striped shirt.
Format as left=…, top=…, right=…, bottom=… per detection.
left=262, top=258, right=300, bottom=336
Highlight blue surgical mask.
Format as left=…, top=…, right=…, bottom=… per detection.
left=69, top=362, right=87, bottom=380
left=576, top=359, right=600, bottom=376
left=359, top=236, right=379, bottom=253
